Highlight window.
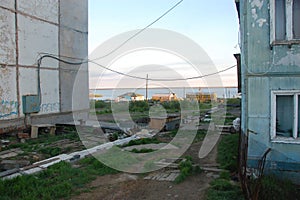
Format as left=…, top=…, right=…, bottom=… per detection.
left=271, top=91, right=300, bottom=142
left=270, top=0, right=300, bottom=43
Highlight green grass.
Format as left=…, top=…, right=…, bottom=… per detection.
left=206, top=133, right=244, bottom=200
left=206, top=179, right=244, bottom=200
left=120, top=138, right=160, bottom=147
left=5, top=131, right=81, bottom=159
left=217, top=134, right=239, bottom=172
left=253, top=175, right=300, bottom=200
left=174, top=156, right=202, bottom=184
left=0, top=157, right=118, bottom=200
left=130, top=148, right=155, bottom=153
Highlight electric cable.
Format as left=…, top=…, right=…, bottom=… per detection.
left=91, top=0, right=184, bottom=61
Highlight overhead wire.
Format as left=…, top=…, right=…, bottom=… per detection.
left=90, top=0, right=184, bottom=61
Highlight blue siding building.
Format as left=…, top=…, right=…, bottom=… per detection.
left=238, top=0, right=300, bottom=182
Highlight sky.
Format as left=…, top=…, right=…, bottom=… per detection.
left=88, top=0, right=240, bottom=89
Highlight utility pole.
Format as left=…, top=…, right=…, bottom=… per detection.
left=146, top=74, right=148, bottom=101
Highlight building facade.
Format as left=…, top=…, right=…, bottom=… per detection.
left=152, top=93, right=178, bottom=102
left=0, top=0, right=89, bottom=133
left=116, top=92, right=145, bottom=102
left=185, top=92, right=217, bottom=103
left=239, top=0, right=300, bottom=182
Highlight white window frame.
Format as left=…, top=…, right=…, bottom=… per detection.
left=271, top=90, right=300, bottom=143
left=270, top=0, right=300, bottom=44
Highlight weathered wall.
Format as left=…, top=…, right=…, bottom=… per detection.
left=240, top=0, right=300, bottom=180
left=59, top=0, right=89, bottom=113
left=0, top=0, right=89, bottom=130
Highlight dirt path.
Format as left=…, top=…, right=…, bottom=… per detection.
left=71, top=140, right=220, bottom=200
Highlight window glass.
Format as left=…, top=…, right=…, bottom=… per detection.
left=293, top=0, right=300, bottom=39
left=276, top=95, right=293, bottom=137
left=275, top=0, right=286, bottom=40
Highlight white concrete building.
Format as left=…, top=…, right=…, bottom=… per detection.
left=0, top=0, right=89, bottom=133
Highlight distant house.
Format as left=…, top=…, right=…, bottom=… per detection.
left=185, top=92, right=217, bottom=103
left=116, top=92, right=145, bottom=102
left=238, top=0, right=300, bottom=183
left=152, top=93, right=178, bottom=102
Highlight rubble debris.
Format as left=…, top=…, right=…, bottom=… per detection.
left=0, top=148, right=24, bottom=159
left=0, top=160, right=30, bottom=170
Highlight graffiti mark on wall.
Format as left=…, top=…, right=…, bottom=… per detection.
left=0, top=100, right=18, bottom=119
left=41, top=102, right=60, bottom=113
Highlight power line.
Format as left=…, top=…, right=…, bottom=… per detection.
left=91, top=0, right=184, bottom=61
left=89, top=59, right=237, bottom=81
left=37, top=54, right=237, bottom=82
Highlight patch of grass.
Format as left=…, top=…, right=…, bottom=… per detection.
left=206, top=179, right=244, bottom=200
left=39, top=147, right=62, bottom=157
left=130, top=148, right=155, bottom=153
left=193, top=129, right=206, bottom=143
left=120, top=138, right=160, bottom=147
left=0, top=157, right=118, bottom=200
left=175, top=156, right=202, bottom=184
left=217, top=134, right=239, bottom=172
left=253, top=175, right=300, bottom=200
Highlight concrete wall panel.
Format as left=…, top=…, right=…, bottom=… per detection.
left=1, top=0, right=15, bottom=10
left=18, top=0, right=59, bottom=24
left=0, top=67, right=18, bottom=120
left=0, top=8, right=16, bottom=65
left=60, top=0, right=88, bottom=32
left=60, top=68, right=88, bottom=112
left=59, top=28, right=88, bottom=62
left=19, top=68, right=59, bottom=116
left=72, top=66, right=89, bottom=111
left=18, top=15, right=58, bottom=68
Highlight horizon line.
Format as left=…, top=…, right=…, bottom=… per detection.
left=90, top=86, right=238, bottom=90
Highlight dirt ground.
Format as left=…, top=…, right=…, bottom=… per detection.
left=72, top=141, right=219, bottom=200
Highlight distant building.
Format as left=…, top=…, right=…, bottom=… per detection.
left=152, top=93, right=178, bottom=102
left=116, top=92, right=145, bottom=102
left=186, top=92, right=217, bottom=103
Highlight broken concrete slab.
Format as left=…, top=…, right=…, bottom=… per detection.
left=0, top=168, right=20, bottom=178
left=2, top=172, right=22, bottom=180
left=22, top=167, right=44, bottom=175
left=0, top=148, right=24, bottom=159
left=0, top=160, right=30, bottom=170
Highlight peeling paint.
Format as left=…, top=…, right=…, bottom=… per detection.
left=251, top=0, right=264, bottom=10
left=256, top=18, right=267, bottom=27
left=251, top=8, right=258, bottom=20
left=276, top=52, right=300, bottom=66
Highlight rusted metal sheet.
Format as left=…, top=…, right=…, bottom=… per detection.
left=0, top=8, right=16, bottom=65
left=18, top=0, right=59, bottom=24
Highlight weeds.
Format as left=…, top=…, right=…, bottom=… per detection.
left=130, top=148, right=155, bottom=153
left=253, top=175, right=300, bottom=200
left=175, top=156, right=202, bottom=184
left=217, top=134, right=239, bottom=172
left=206, top=179, right=244, bottom=200
left=120, top=138, right=160, bottom=147
left=0, top=157, right=118, bottom=200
